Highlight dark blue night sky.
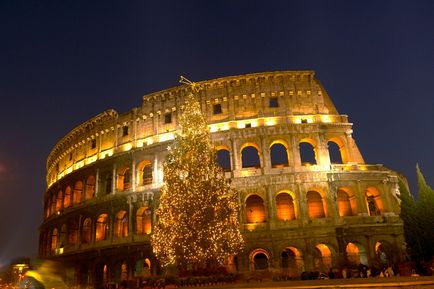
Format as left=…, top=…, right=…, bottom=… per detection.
left=0, top=0, right=433, bottom=265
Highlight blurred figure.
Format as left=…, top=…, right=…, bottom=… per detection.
left=19, top=260, right=67, bottom=289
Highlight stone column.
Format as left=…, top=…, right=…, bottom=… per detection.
left=260, top=136, right=270, bottom=171
left=381, top=179, right=394, bottom=214
left=91, top=216, right=96, bottom=245
left=327, top=182, right=339, bottom=219
left=356, top=181, right=369, bottom=216
left=266, top=185, right=275, bottom=230
left=77, top=215, right=83, bottom=249
left=231, top=138, right=241, bottom=171
left=316, top=134, right=331, bottom=167
left=128, top=197, right=133, bottom=241
left=296, top=182, right=309, bottom=224
left=290, top=136, right=302, bottom=167
left=94, top=169, right=99, bottom=197
left=153, top=155, right=159, bottom=184
left=131, top=155, right=136, bottom=192
left=112, top=164, right=117, bottom=195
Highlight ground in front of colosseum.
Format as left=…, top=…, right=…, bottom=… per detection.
left=195, top=276, right=434, bottom=289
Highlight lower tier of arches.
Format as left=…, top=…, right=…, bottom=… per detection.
left=46, top=224, right=404, bottom=289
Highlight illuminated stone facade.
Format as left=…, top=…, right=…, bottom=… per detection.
left=39, top=71, right=404, bottom=286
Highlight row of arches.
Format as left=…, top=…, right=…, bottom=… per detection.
left=245, top=187, right=384, bottom=223
left=250, top=241, right=389, bottom=272
left=45, top=160, right=153, bottom=218
left=217, top=138, right=346, bottom=171
left=74, top=257, right=154, bottom=286
left=41, top=207, right=152, bottom=256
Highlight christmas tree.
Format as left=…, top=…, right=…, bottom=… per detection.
left=151, top=80, right=244, bottom=269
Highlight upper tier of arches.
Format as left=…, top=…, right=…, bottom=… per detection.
left=46, top=71, right=366, bottom=189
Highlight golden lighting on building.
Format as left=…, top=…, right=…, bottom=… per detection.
left=158, top=132, right=175, bottom=143
left=122, top=142, right=133, bottom=152
left=320, top=115, right=332, bottom=123
left=264, top=117, right=277, bottom=126
left=48, top=113, right=343, bottom=189
left=86, top=154, right=98, bottom=165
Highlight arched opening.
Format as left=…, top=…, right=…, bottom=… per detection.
left=366, top=187, right=383, bottom=216
left=95, top=263, right=109, bottom=287
left=73, top=181, right=83, bottom=205
left=117, top=167, right=131, bottom=191
left=313, top=244, right=332, bottom=271
left=64, top=186, right=72, bottom=208
left=337, top=189, right=352, bottom=216
left=121, top=261, right=128, bottom=281
left=82, top=218, right=92, bottom=244
left=85, top=176, right=95, bottom=200
left=299, top=140, right=317, bottom=165
left=328, top=137, right=348, bottom=163
left=56, top=190, right=63, bottom=211
left=281, top=247, right=304, bottom=277
left=251, top=249, right=269, bottom=270
left=135, top=258, right=152, bottom=278
left=346, top=242, right=368, bottom=265
left=45, top=200, right=51, bottom=218
left=68, top=220, right=78, bottom=245
left=245, top=195, right=266, bottom=223
left=59, top=224, right=67, bottom=250
left=96, top=214, right=109, bottom=241
left=328, top=141, right=343, bottom=164
left=307, top=191, right=326, bottom=219
left=105, top=175, right=112, bottom=195
left=103, top=264, right=109, bottom=284
left=51, top=228, right=58, bottom=253
left=114, top=210, right=128, bottom=238
left=241, top=145, right=261, bottom=168
left=375, top=241, right=393, bottom=266
left=136, top=207, right=152, bottom=235
left=216, top=149, right=231, bottom=171
left=270, top=142, right=289, bottom=168
left=276, top=192, right=296, bottom=221
left=51, top=195, right=56, bottom=215
left=137, top=160, right=153, bottom=185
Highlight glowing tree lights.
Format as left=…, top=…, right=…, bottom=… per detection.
left=151, top=83, right=244, bottom=269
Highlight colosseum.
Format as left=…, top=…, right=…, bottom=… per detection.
left=39, top=71, right=405, bottom=286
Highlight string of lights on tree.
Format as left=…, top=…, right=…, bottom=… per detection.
left=151, top=77, right=244, bottom=269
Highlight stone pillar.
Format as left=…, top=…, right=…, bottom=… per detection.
left=77, top=215, right=83, bottom=249
left=112, top=164, right=117, bottom=194
left=131, top=155, right=136, bottom=192
left=95, top=169, right=99, bottom=197
left=356, top=181, right=369, bottom=216
left=327, top=182, right=339, bottom=219
left=296, top=182, right=309, bottom=223
left=231, top=138, right=241, bottom=171
left=316, top=135, right=331, bottom=167
left=290, top=137, right=302, bottom=167
left=153, top=155, right=159, bottom=184
left=91, top=216, right=96, bottom=245
left=266, top=186, right=275, bottom=230
left=260, top=136, right=270, bottom=172
left=128, top=197, right=133, bottom=241
left=381, top=180, right=394, bottom=214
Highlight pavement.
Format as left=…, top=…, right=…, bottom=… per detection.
left=202, top=276, right=434, bottom=289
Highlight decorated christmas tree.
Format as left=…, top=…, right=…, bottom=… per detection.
left=151, top=80, right=244, bottom=270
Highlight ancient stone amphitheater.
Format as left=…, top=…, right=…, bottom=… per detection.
left=40, top=71, right=404, bottom=287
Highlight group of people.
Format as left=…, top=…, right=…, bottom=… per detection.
left=326, top=263, right=395, bottom=279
